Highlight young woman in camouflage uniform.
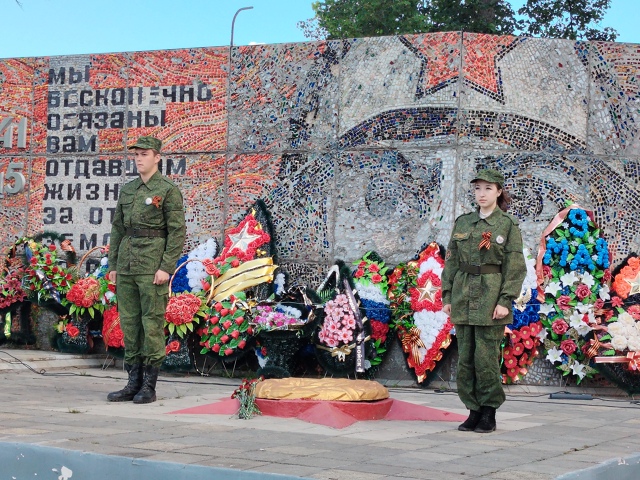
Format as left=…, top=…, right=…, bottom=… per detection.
left=442, top=169, right=526, bottom=433
left=106, top=136, right=186, bottom=404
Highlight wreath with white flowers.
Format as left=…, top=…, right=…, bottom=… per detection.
left=536, top=204, right=610, bottom=384
left=388, top=243, right=453, bottom=384
left=593, top=254, right=640, bottom=394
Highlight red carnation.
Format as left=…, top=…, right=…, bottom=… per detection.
left=212, top=326, right=221, bottom=336
left=238, top=340, right=246, bottom=349
left=224, top=348, right=234, bottom=356
left=612, top=296, right=624, bottom=307
left=214, top=303, right=223, bottom=312
left=603, top=269, right=612, bottom=283
left=231, top=259, right=240, bottom=268
left=223, top=320, right=232, bottom=330
left=231, top=330, right=240, bottom=339
left=235, top=317, right=245, bottom=326
left=212, top=343, right=221, bottom=353
left=220, top=335, right=230, bottom=344
left=221, top=308, right=229, bottom=317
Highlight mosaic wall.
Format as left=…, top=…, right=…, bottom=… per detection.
left=1, top=33, right=639, bottom=384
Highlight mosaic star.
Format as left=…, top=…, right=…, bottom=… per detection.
left=402, top=33, right=521, bottom=103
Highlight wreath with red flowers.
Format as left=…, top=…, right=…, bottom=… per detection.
left=197, top=201, right=276, bottom=361
left=388, top=243, right=453, bottom=384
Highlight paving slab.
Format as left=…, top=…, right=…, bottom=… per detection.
left=1, top=347, right=640, bottom=480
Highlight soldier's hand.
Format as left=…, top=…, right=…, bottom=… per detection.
left=108, top=271, right=117, bottom=282
left=493, top=305, right=509, bottom=320
left=443, top=304, right=451, bottom=315
left=154, top=269, right=170, bottom=285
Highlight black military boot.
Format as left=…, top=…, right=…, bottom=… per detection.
left=133, top=365, right=159, bottom=404
left=107, top=363, right=143, bottom=402
left=474, top=406, right=497, bottom=433
left=458, top=409, right=482, bottom=431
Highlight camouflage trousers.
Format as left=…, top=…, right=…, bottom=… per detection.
left=455, top=324, right=506, bottom=411
left=117, top=274, right=168, bottom=368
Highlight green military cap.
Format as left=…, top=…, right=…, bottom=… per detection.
left=129, top=136, right=162, bottom=152
left=471, top=168, right=504, bottom=188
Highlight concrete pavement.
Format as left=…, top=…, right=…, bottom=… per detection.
left=1, top=348, right=640, bottom=480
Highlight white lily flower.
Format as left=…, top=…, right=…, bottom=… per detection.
left=569, top=310, right=584, bottom=326
left=575, top=303, right=592, bottom=314
left=546, top=347, right=563, bottom=364
left=560, top=271, right=579, bottom=287
left=545, top=281, right=562, bottom=296
left=571, top=362, right=587, bottom=379
left=581, top=272, right=595, bottom=289
left=537, top=327, right=548, bottom=341
left=599, top=284, right=611, bottom=301
left=539, top=303, right=555, bottom=316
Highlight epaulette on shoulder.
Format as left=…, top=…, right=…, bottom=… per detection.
left=505, top=212, right=520, bottom=225
left=161, top=175, right=179, bottom=187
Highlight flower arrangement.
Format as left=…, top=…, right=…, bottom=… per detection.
left=199, top=292, right=253, bottom=357
left=0, top=257, right=27, bottom=310
left=388, top=243, right=453, bottom=383
left=502, top=248, right=543, bottom=384
left=252, top=304, right=303, bottom=331
left=63, top=276, right=108, bottom=319
left=53, top=315, right=83, bottom=339
left=165, top=291, right=208, bottom=338
left=318, top=294, right=357, bottom=349
left=231, top=377, right=264, bottom=419
left=22, top=238, right=74, bottom=304
left=592, top=255, right=640, bottom=385
left=352, top=251, right=391, bottom=370
left=197, top=205, right=276, bottom=359
left=102, top=305, right=124, bottom=349
left=537, top=205, right=610, bottom=383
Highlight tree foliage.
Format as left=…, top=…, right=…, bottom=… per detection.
left=518, top=0, right=617, bottom=41
left=298, top=0, right=431, bottom=40
left=428, top=0, right=519, bottom=35
left=299, top=0, right=617, bottom=41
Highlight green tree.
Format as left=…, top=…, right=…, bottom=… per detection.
left=518, top=0, right=617, bottom=41
left=298, top=0, right=431, bottom=40
left=428, top=0, right=519, bottom=35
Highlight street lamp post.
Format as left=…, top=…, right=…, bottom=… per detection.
left=224, top=6, right=253, bottom=227
left=231, top=6, right=254, bottom=47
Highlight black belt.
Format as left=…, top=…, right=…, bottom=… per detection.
left=125, top=228, right=167, bottom=238
left=460, top=262, right=501, bottom=275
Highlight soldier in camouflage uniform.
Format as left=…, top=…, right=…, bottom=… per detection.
left=107, top=136, right=186, bottom=404
left=442, top=169, right=526, bottom=433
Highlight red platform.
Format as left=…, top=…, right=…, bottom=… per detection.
left=169, top=397, right=466, bottom=429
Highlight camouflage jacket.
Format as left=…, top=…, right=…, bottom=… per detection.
left=108, top=171, right=186, bottom=275
left=441, top=208, right=526, bottom=326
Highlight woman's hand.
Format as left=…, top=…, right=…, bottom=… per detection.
left=493, top=304, right=509, bottom=320
left=443, top=304, right=451, bottom=315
